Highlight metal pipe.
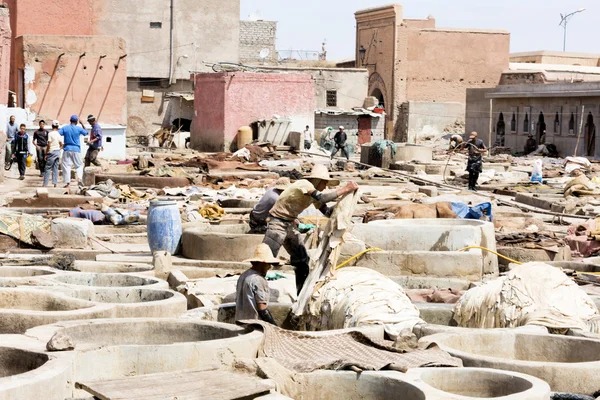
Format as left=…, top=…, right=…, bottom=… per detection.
left=168, top=0, right=175, bottom=85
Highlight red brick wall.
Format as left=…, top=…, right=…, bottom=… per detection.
left=192, top=72, right=315, bottom=152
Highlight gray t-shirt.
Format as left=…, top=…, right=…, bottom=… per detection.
left=235, top=269, right=269, bottom=322
left=6, top=122, right=17, bottom=140
left=251, top=188, right=280, bottom=224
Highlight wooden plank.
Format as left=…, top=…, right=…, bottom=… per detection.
left=76, top=369, right=274, bottom=400
left=292, top=191, right=359, bottom=318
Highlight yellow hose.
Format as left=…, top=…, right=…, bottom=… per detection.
left=458, top=245, right=522, bottom=265
left=335, top=248, right=384, bottom=270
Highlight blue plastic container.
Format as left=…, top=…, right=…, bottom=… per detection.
left=147, top=200, right=182, bottom=254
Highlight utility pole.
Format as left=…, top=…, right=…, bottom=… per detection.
left=560, top=9, right=586, bottom=52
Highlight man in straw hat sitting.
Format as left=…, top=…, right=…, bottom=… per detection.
left=235, top=244, right=283, bottom=325
left=249, top=177, right=291, bottom=234
left=264, top=164, right=359, bottom=294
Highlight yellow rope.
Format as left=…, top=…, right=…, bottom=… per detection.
left=335, top=248, right=384, bottom=270
left=458, top=245, right=522, bottom=265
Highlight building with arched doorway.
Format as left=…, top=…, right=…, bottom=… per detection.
left=466, top=63, right=600, bottom=158
left=353, top=4, right=510, bottom=142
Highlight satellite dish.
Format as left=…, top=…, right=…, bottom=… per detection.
left=259, top=48, right=270, bottom=59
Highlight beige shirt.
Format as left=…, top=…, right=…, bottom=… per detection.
left=235, top=269, right=269, bottom=322
left=47, top=130, right=62, bottom=152
left=269, top=180, right=321, bottom=221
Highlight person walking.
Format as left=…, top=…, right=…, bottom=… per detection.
left=463, top=132, right=487, bottom=191
left=81, top=114, right=102, bottom=167
left=33, top=120, right=49, bottom=177
left=249, top=177, right=291, bottom=234
left=5, top=115, right=17, bottom=165
left=11, top=124, right=29, bottom=180
left=303, top=125, right=313, bottom=150
left=263, top=165, right=358, bottom=294
left=59, top=115, right=88, bottom=187
left=331, top=126, right=349, bottom=160
left=235, top=244, right=283, bottom=325
left=43, top=120, right=62, bottom=187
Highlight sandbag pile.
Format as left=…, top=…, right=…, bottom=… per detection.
left=454, top=262, right=600, bottom=333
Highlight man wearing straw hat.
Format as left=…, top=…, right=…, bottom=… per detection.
left=235, top=244, right=283, bottom=325
left=249, top=177, right=291, bottom=234
left=264, top=164, right=359, bottom=294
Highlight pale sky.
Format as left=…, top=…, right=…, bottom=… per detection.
left=240, top=0, right=597, bottom=61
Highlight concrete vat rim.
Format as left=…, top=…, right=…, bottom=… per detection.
left=423, top=331, right=600, bottom=367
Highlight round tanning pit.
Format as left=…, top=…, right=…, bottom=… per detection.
left=0, top=288, right=113, bottom=333
left=418, top=368, right=534, bottom=398
left=421, top=331, right=600, bottom=395
left=66, top=288, right=187, bottom=318
left=74, top=261, right=154, bottom=274
left=0, top=267, right=56, bottom=278
left=290, top=371, right=426, bottom=400
left=34, top=319, right=255, bottom=348
left=0, top=347, right=48, bottom=378
left=50, top=273, right=166, bottom=289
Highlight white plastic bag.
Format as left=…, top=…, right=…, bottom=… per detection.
left=531, top=159, right=543, bottom=183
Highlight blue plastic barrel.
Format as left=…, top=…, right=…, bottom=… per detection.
left=147, top=200, right=182, bottom=254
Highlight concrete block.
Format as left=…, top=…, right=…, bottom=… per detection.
left=497, top=246, right=572, bottom=266
left=419, top=186, right=438, bottom=197
left=36, top=188, right=49, bottom=199
left=167, top=270, right=189, bottom=288
left=51, top=218, right=95, bottom=249
left=415, top=303, right=456, bottom=326
left=425, top=165, right=444, bottom=175
left=394, top=145, right=433, bottom=163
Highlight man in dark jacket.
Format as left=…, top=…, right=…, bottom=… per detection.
left=331, top=126, right=349, bottom=160
left=12, top=124, right=29, bottom=180
left=462, top=131, right=487, bottom=191
left=33, top=120, right=49, bottom=177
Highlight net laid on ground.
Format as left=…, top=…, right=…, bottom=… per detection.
left=239, top=320, right=462, bottom=373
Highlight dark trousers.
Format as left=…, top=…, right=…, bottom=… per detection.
left=36, top=148, right=47, bottom=173
left=263, top=218, right=310, bottom=294
left=15, top=153, right=26, bottom=177
left=85, top=147, right=101, bottom=167
left=249, top=211, right=267, bottom=234
left=304, top=140, right=311, bottom=150
left=331, top=144, right=349, bottom=159
left=468, top=171, right=480, bottom=190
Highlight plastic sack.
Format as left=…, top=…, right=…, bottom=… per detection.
left=451, top=202, right=493, bottom=221
left=531, top=159, right=543, bottom=183
left=26, top=154, right=33, bottom=168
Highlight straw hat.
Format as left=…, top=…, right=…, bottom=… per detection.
left=244, top=244, right=283, bottom=264
left=305, top=164, right=340, bottom=187
left=274, top=177, right=291, bottom=191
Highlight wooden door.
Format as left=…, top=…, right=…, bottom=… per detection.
left=358, top=116, right=371, bottom=145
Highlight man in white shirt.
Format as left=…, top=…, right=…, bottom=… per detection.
left=43, top=120, right=63, bottom=187
left=303, top=125, right=313, bottom=150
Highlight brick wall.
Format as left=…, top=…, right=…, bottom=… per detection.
left=239, top=20, right=277, bottom=63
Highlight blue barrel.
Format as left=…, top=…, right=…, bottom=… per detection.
left=147, top=200, right=182, bottom=254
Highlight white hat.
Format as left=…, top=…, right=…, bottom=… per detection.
left=52, top=120, right=60, bottom=126
left=339, top=126, right=345, bottom=130
left=305, top=164, right=341, bottom=187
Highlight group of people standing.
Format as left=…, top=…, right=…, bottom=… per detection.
left=5, top=114, right=103, bottom=187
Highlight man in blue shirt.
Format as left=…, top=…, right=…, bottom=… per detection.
left=81, top=114, right=102, bottom=167
left=59, top=115, right=88, bottom=187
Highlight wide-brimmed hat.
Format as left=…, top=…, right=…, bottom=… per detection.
left=274, top=177, right=291, bottom=191
left=244, top=244, right=283, bottom=264
left=305, top=164, right=340, bottom=187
